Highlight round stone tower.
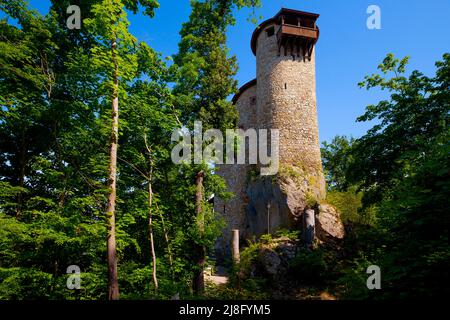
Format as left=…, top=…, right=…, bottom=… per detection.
left=215, top=8, right=342, bottom=260
left=243, top=8, right=326, bottom=233
left=253, top=9, right=323, bottom=172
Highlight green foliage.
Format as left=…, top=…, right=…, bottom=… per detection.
left=259, top=234, right=272, bottom=244
left=326, top=189, right=361, bottom=222
left=0, top=268, right=53, bottom=299
left=324, top=53, right=450, bottom=299
left=305, top=192, right=318, bottom=209
left=171, top=0, right=262, bottom=296
left=321, top=135, right=355, bottom=191
left=351, top=53, right=449, bottom=201
left=2, top=0, right=447, bottom=301
left=335, top=257, right=372, bottom=300
left=215, top=239, right=270, bottom=300
left=173, top=0, right=260, bottom=133
left=274, top=229, right=300, bottom=241
left=205, top=278, right=269, bottom=300
left=0, top=0, right=234, bottom=300
left=288, top=248, right=327, bottom=285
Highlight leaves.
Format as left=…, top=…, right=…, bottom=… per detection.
left=326, top=53, right=450, bottom=299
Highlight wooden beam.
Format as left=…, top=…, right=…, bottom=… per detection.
left=280, top=25, right=318, bottom=39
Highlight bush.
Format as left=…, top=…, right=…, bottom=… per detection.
left=0, top=268, right=53, bottom=300
left=288, top=248, right=327, bottom=284
left=274, top=229, right=300, bottom=241
left=335, top=257, right=372, bottom=300
left=205, top=278, right=270, bottom=300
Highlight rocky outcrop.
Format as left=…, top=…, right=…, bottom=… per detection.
left=315, top=204, right=345, bottom=247
left=245, top=164, right=327, bottom=238
left=236, top=235, right=341, bottom=300
left=253, top=211, right=344, bottom=278
left=259, top=248, right=282, bottom=276
left=256, top=237, right=298, bottom=278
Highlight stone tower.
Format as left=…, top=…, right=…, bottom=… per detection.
left=215, top=8, right=340, bottom=258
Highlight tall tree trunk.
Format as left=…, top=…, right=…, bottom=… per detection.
left=106, top=38, right=119, bottom=300
left=148, top=172, right=158, bottom=292
left=156, top=202, right=174, bottom=276
left=144, top=135, right=158, bottom=292
left=161, top=211, right=174, bottom=273
left=193, top=170, right=205, bottom=295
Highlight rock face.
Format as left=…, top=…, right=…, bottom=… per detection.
left=245, top=176, right=297, bottom=238
left=245, top=164, right=327, bottom=239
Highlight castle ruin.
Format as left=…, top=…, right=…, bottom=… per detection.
left=214, top=8, right=344, bottom=258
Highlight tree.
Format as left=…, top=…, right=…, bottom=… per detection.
left=173, top=0, right=261, bottom=295
left=350, top=53, right=449, bottom=203
left=321, top=135, right=355, bottom=191
left=119, top=48, right=178, bottom=292
left=0, top=0, right=58, bottom=216
left=332, top=53, right=450, bottom=298
left=83, top=0, right=159, bottom=300
left=0, top=0, right=261, bottom=300
left=1, top=0, right=108, bottom=300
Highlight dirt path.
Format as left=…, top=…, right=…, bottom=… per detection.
left=205, top=266, right=229, bottom=285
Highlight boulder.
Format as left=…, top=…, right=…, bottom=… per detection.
left=315, top=204, right=345, bottom=246
left=258, top=247, right=282, bottom=276
left=255, top=237, right=300, bottom=277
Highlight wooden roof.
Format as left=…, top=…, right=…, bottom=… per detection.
left=232, top=78, right=257, bottom=104
left=250, top=8, right=320, bottom=55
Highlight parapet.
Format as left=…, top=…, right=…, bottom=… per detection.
left=250, top=8, right=320, bottom=60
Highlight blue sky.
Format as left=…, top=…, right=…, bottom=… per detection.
left=25, top=0, right=450, bottom=142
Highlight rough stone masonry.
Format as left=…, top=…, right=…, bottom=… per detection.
left=214, top=8, right=344, bottom=259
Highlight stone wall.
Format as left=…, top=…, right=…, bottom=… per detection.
left=214, top=84, right=256, bottom=259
